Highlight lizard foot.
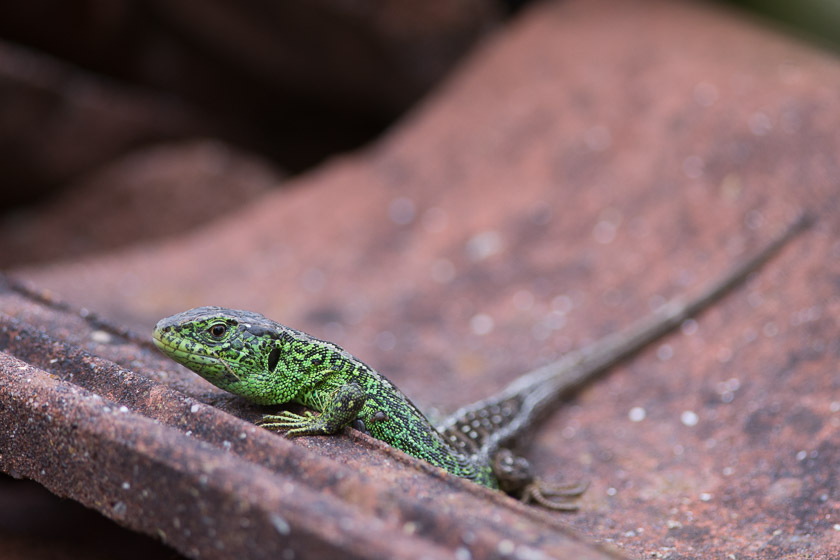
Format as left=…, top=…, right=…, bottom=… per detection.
left=258, top=411, right=331, bottom=437
left=258, top=382, right=367, bottom=437
left=492, top=448, right=588, bottom=511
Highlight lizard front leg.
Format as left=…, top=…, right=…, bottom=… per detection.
left=259, top=381, right=366, bottom=437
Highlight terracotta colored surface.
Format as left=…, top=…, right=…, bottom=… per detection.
left=0, top=475, right=181, bottom=560
left=0, top=140, right=280, bottom=266
left=5, top=0, right=840, bottom=558
left=0, top=279, right=620, bottom=560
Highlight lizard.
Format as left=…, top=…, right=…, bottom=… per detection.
left=152, top=214, right=810, bottom=508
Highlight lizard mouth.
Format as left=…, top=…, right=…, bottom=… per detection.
left=152, top=331, right=214, bottom=366
left=152, top=331, right=241, bottom=384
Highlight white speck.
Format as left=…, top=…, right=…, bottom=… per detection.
left=122, top=482, right=131, bottom=490
left=682, top=155, right=704, bottom=179
left=465, top=231, right=503, bottom=261
left=717, top=377, right=740, bottom=393
left=470, top=314, right=494, bottom=336
left=657, top=344, right=674, bottom=361
left=681, top=411, right=699, bottom=426
left=544, top=311, right=566, bottom=330
left=402, top=521, right=417, bottom=535
left=680, top=319, right=698, bottom=335
left=762, top=322, right=779, bottom=338
left=830, top=402, right=840, bottom=413
left=375, top=330, right=396, bottom=351
left=497, top=539, right=515, bottom=555
left=629, top=407, right=646, bottom=422
left=722, top=466, right=734, bottom=476
left=593, top=220, right=617, bottom=244
left=455, top=547, right=472, bottom=560
left=430, top=259, right=456, bottom=284
left=792, top=305, right=822, bottom=326
left=222, top=441, right=232, bottom=451
left=834, top=524, right=840, bottom=531
left=666, top=519, right=683, bottom=530
left=270, top=513, right=291, bottom=535
left=388, top=197, right=416, bottom=225
left=422, top=207, right=447, bottom=233
left=606, top=487, right=617, bottom=496
left=512, top=290, right=534, bottom=311
left=624, top=529, right=637, bottom=537
left=102, top=406, right=112, bottom=413
left=190, top=404, right=200, bottom=414
left=693, top=82, right=719, bottom=106
left=699, top=493, right=712, bottom=502
left=551, top=295, right=573, bottom=314
left=90, top=330, right=112, bottom=344
left=119, top=406, right=129, bottom=413
left=796, top=450, right=807, bottom=461
left=749, top=112, right=772, bottom=136
left=113, top=502, right=127, bottom=516
left=583, top=125, right=612, bottom=151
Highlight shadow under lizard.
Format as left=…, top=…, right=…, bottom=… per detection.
left=152, top=215, right=810, bottom=509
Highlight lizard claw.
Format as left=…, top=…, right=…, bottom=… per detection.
left=520, top=478, right=589, bottom=511
left=492, top=449, right=587, bottom=511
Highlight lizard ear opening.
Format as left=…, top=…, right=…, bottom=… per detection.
left=267, top=348, right=281, bottom=372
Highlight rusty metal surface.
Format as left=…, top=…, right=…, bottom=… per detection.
left=0, top=474, right=180, bottom=560
left=4, top=0, right=840, bottom=558
left=0, top=141, right=279, bottom=267
left=0, top=280, right=621, bottom=560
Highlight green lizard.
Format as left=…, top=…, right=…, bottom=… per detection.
left=153, top=215, right=809, bottom=508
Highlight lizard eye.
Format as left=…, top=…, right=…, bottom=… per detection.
left=208, top=323, right=227, bottom=339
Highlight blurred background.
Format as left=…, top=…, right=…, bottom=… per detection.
left=0, top=0, right=836, bottom=269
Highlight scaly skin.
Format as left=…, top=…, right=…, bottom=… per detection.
left=153, top=215, right=809, bottom=507
left=153, top=310, right=497, bottom=487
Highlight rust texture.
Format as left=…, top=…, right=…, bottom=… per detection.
left=0, top=280, right=620, bottom=560
left=3, top=0, right=840, bottom=558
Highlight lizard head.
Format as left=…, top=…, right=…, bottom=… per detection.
left=153, top=306, right=291, bottom=404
